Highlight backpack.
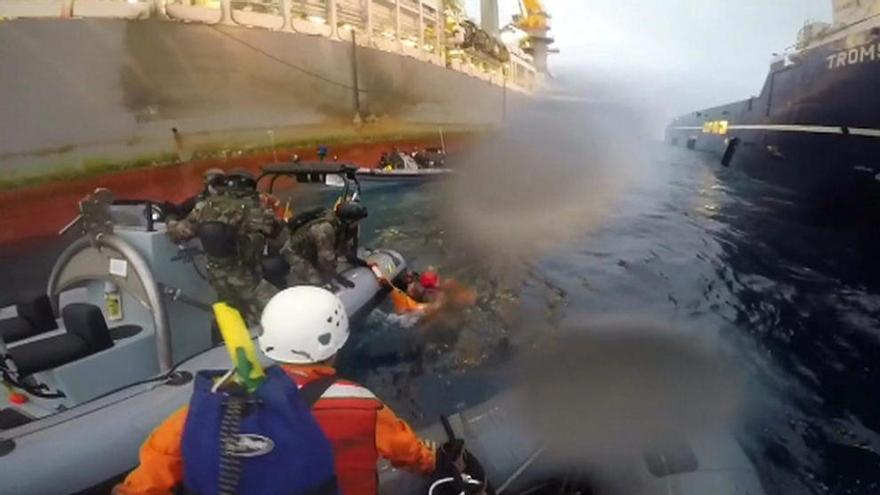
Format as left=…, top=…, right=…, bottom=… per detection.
left=181, top=366, right=338, bottom=495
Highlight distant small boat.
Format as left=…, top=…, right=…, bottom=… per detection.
left=354, top=150, right=452, bottom=186
left=355, top=167, right=453, bottom=184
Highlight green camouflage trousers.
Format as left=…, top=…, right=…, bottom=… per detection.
left=206, top=261, right=278, bottom=325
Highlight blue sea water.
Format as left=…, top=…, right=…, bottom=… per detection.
left=329, top=144, right=880, bottom=495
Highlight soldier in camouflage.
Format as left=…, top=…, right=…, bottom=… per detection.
left=281, top=200, right=368, bottom=286
left=167, top=169, right=281, bottom=324
left=170, top=168, right=226, bottom=218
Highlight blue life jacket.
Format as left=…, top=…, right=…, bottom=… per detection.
left=181, top=366, right=338, bottom=495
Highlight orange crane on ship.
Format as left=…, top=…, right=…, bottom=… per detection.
left=512, top=0, right=555, bottom=73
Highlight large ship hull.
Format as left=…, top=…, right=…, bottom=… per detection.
left=0, top=15, right=529, bottom=181
left=666, top=28, right=880, bottom=209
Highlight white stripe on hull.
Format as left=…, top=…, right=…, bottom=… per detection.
left=668, top=124, right=880, bottom=136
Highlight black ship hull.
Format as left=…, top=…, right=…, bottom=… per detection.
left=666, top=28, right=880, bottom=210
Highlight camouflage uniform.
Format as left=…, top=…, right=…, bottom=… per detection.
left=170, top=168, right=226, bottom=219
left=281, top=211, right=358, bottom=286
left=167, top=192, right=279, bottom=324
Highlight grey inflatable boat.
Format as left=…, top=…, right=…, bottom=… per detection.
left=355, top=167, right=453, bottom=186
left=358, top=151, right=452, bottom=187
left=1, top=172, right=764, bottom=494
left=0, top=188, right=405, bottom=494
left=380, top=392, right=766, bottom=495
left=269, top=158, right=452, bottom=189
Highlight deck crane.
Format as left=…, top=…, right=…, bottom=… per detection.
left=512, top=0, right=555, bottom=73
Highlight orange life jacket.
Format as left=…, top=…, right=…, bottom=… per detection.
left=284, top=370, right=383, bottom=495
left=391, top=287, right=428, bottom=314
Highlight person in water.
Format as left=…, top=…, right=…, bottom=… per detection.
left=114, top=287, right=437, bottom=495
left=281, top=200, right=368, bottom=286
left=389, top=268, right=478, bottom=317
left=167, top=168, right=281, bottom=324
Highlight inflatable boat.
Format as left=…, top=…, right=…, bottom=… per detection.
left=267, top=159, right=451, bottom=189
left=0, top=183, right=405, bottom=494
left=355, top=167, right=453, bottom=186
left=379, top=392, right=766, bottom=495
left=357, top=151, right=453, bottom=187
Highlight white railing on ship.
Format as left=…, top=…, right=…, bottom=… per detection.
left=0, top=0, right=535, bottom=92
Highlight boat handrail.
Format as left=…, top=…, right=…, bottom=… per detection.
left=258, top=162, right=360, bottom=193
left=47, top=234, right=174, bottom=373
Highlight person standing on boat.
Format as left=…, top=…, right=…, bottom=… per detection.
left=281, top=200, right=368, bottom=287
left=167, top=169, right=281, bottom=324
left=162, top=168, right=226, bottom=219
left=114, top=287, right=437, bottom=495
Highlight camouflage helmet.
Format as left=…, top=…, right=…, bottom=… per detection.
left=335, top=201, right=368, bottom=223
left=202, top=168, right=226, bottom=188
left=226, top=168, right=257, bottom=192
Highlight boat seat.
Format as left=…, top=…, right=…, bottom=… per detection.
left=16, top=294, right=58, bottom=335
left=8, top=304, right=114, bottom=377
left=0, top=295, right=58, bottom=345
left=0, top=318, right=37, bottom=345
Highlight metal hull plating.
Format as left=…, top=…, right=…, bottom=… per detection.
left=0, top=17, right=523, bottom=180
left=666, top=27, right=880, bottom=208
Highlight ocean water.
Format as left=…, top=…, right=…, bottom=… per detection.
left=322, top=144, right=880, bottom=494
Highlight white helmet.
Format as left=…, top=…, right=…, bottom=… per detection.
left=259, top=286, right=350, bottom=364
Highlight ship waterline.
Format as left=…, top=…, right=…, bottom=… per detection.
left=0, top=0, right=537, bottom=182
left=665, top=0, right=880, bottom=209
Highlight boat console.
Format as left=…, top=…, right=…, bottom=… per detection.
left=0, top=189, right=216, bottom=414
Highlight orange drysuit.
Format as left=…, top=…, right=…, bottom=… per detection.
left=116, top=365, right=435, bottom=495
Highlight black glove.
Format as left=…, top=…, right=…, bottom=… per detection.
left=431, top=441, right=490, bottom=495
left=436, top=440, right=465, bottom=471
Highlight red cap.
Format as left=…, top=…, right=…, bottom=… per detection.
left=9, top=393, right=28, bottom=405
left=420, top=271, right=439, bottom=289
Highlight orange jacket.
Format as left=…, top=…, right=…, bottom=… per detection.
left=116, top=365, right=435, bottom=495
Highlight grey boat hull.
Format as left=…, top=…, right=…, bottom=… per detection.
left=379, top=393, right=766, bottom=495
left=356, top=168, right=453, bottom=184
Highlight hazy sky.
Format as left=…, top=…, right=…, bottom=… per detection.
left=464, top=0, right=832, bottom=124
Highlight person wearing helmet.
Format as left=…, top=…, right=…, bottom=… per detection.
left=387, top=268, right=477, bottom=322
left=167, top=168, right=281, bottom=324
left=164, top=168, right=226, bottom=219
left=398, top=268, right=441, bottom=304
left=225, top=167, right=289, bottom=221
left=115, top=287, right=437, bottom=495
left=281, top=199, right=368, bottom=286
left=225, top=168, right=258, bottom=197
left=317, top=144, right=329, bottom=162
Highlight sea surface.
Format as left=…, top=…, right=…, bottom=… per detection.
left=335, top=145, right=880, bottom=495
left=4, top=143, right=880, bottom=494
